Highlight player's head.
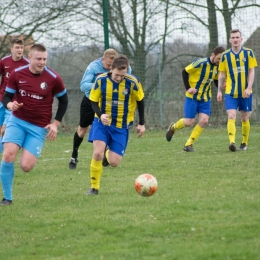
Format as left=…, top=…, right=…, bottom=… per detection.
left=229, top=29, right=243, bottom=49
left=102, top=48, right=118, bottom=70
left=111, top=54, right=129, bottom=83
left=210, top=46, right=225, bottom=65
left=28, top=44, right=47, bottom=74
left=10, top=38, right=24, bottom=61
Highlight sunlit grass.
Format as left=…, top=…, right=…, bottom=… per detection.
left=0, top=125, right=260, bottom=259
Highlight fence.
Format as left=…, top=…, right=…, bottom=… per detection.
left=1, top=1, right=260, bottom=130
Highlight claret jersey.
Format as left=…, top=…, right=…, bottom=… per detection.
left=0, top=55, right=29, bottom=101
left=6, top=65, right=66, bottom=127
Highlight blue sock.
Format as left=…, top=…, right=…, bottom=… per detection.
left=0, top=137, right=3, bottom=154
left=0, top=161, right=14, bottom=201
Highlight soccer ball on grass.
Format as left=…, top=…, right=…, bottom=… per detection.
left=134, top=173, right=158, bottom=197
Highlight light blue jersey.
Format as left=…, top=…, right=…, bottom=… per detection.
left=80, top=58, right=132, bottom=98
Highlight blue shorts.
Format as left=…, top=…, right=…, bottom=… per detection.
left=0, top=103, right=12, bottom=126
left=225, top=94, right=252, bottom=111
left=3, top=115, right=48, bottom=158
left=184, top=97, right=211, bottom=118
left=88, top=118, right=129, bottom=157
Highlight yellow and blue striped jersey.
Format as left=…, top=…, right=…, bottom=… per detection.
left=185, top=57, right=219, bottom=101
left=89, top=73, right=144, bottom=129
left=219, top=47, right=258, bottom=98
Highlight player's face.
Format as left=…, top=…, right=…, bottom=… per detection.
left=102, top=57, right=113, bottom=70
left=11, top=44, right=24, bottom=61
left=111, top=68, right=127, bottom=83
left=29, top=50, right=47, bottom=74
left=211, top=53, right=222, bottom=65
left=229, top=32, right=243, bottom=48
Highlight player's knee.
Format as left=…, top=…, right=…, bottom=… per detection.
left=199, top=119, right=208, bottom=127
left=78, top=127, right=88, bottom=137
left=185, top=119, right=194, bottom=127
left=109, top=161, right=119, bottom=167
left=93, top=151, right=103, bottom=161
left=20, top=163, right=34, bottom=172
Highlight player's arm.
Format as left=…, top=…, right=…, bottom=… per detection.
left=247, top=68, right=255, bottom=91
left=80, top=67, right=95, bottom=94
left=91, top=101, right=111, bottom=126
left=136, top=98, right=145, bottom=138
left=217, top=71, right=226, bottom=102
left=182, top=69, right=190, bottom=90
left=54, top=92, right=68, bottom=122
left=182, top=68, right=197, bottom=94
left=91, top=101, right=102, bottom=118
left=136, top=99, right=145, bottom=125
left=2, top=91, right=23, bottom=111
left=2, top=91, right=14, bottom=109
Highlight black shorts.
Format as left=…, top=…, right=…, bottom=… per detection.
left=79, top=96, right=95, bottom=128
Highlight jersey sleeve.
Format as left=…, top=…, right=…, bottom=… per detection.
left=0, top=60, right=3, bottom=75
left=249, top=50, right=258, bottom=69
left=89, top=79, right=102, bottom=102
left=132, top=81, right=144, bottom=101
left=185, top=63, right=197, bottom=74
left=80, top=65, right=96, bottom=93
left=218, top=55, right=226, bottom=72
left=53, top=74, right=67, bottom=97
left=5, top=70, right=17, bottom=93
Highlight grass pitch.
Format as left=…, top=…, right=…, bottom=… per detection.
left=0, top=125, right=260, bottom=259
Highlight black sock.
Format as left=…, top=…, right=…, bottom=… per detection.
left=72, top=132, right=84, bottom=158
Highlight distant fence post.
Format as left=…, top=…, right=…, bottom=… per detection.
left=157, top=42, right=163, bottom=127
left=103, top=0, right=110, bottom=50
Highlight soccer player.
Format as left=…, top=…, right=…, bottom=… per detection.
left=68, top=49, right=132, bottom=170
left=217, top=29, right=258, bottom=152
left=0, top=44, right=68, bottom=206
left=0, top=38, right=29, bottom=153
left=87, top=54, right=145, bottom=195
left=166, top=46, right=225, bottom=152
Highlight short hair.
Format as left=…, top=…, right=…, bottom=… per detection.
left=103, top=48, right=117, bottom=59
left=11, top=38, right=24, bottom=47
left=230, top=29, right=241, bottom=36
left=212, top=46, right=225, bottom=55
left=29, top=43, right=47, bottom=53
left=112, top=54, right=129, bottom=70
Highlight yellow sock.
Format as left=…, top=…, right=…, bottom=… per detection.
left=227, top=119, right=236, bottom=144
left=185, top=124, right=204, bottom=146
left=173, top=118, right=185, bottom=130
left=105, top=149, right=109, bottom=163
left=90, top=158, right=102, bottom=190
left=242, top=120, right=250, bottom=145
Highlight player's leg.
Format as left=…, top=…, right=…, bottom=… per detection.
left=0, top=104, right=6, bottom=154
left=19, top=122, right=47, bottom=172
left=239, top=95, right=252, bottom=150
left=87, top=119, right=107, bottom=195
left=184, top=100, right=210, bottom=152
left=166, top=97, right=196, bottom=142
left=0, top=118, right=25, bottom=205
left=69, top=96, right=94, bottom=169
left=105, top=128, right=127, bottom=167
left=225, top=95, right=238, bottom=152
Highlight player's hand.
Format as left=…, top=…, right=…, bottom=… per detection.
left=45, top=123, right=58, bottom=141
left=100, top=114, right=111, bottom=126
left=187, top=88, right=197, bottom=94
left=217, top=92, right=222, bottom=102
left=7, top=101, right=23, bottom=111
left=0, top=125, right=6, bottom=137
left=244, top=88, right=251, bottom=98
left=136, top=124, right=145, bottom=138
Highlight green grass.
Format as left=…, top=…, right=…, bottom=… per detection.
left=1, top=126, right=260, bottom=260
